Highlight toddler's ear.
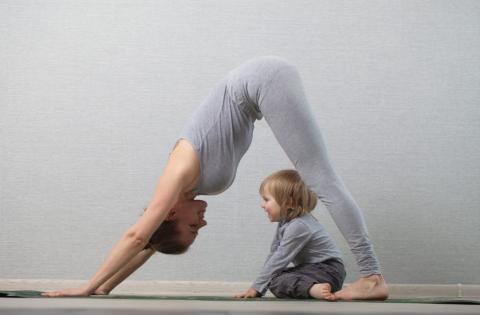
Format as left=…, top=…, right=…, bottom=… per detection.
left=285, top=198, right=294, bottom=209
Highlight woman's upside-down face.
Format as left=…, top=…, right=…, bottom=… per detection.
left=168, top=199, right=208, bottom=246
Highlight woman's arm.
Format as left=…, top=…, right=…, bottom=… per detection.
left=94, top=247, right=156, bottom=295
left=42, top=175, right=182, bottom=297
left=42, top=140, right=200, bottom=297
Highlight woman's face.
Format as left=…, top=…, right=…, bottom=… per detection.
left=169, top=199, right=208, bottom=246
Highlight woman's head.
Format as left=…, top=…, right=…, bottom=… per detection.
left=145, top=199, right=208, bottom=254
left=259, top=169, right=317, bottom=222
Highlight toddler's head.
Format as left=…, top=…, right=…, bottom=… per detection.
left=259, top=169, right=317, bottom=222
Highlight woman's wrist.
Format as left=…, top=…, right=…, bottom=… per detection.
left=86, top=276, right=112, bottom=295
left=72, top=282, right=96, bottom=296
left=93, top=286, right=111, bottom=295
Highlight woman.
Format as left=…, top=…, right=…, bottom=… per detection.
left=43, top=56, right=388, bottom=300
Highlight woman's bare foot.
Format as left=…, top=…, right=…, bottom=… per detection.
left=332, top=274, right=389, bottom=301
left=309, top=283, right=335, bottom=301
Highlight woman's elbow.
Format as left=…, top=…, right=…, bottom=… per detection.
left=123, top=230, right=149, bottom=249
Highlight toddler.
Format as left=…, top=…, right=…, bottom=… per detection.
left=235, top=169, right=346, bottom=300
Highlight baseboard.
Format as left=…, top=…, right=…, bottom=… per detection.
left=1, top=279, right=479, bottom=298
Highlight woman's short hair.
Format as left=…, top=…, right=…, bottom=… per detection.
left=259, top=169, right=318, bottom=221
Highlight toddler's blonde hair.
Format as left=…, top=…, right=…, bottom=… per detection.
left=259, top=169, right=318, bottom=221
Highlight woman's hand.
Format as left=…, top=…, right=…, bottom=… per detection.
left=234, top=287, right=261, bottom=298
left=41, top=284, right=93, bottom=297
left=92, top=287, right=110, bottom=295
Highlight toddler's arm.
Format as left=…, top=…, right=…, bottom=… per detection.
left=240, top=221, right=312, bottom=297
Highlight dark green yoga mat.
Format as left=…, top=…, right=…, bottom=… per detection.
left=1, top=290, right=479, bottom=305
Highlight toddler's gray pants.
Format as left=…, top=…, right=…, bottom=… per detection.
left=269, top=259, right=346, bottom=298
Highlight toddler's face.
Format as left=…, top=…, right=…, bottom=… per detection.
left=260, top=189, right=283, bottom=222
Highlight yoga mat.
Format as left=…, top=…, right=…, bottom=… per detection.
left=1, top=291, right=479, bottom=304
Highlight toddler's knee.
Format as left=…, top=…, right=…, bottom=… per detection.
left=268, top=273, right=290, bottom=298
left=268, top=283, right=287, bottom=298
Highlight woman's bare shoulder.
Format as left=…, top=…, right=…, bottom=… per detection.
left=165, top=139, right=200, bottom=188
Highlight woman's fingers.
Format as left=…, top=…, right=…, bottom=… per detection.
left=41, top=291, right=61, bottom=297
left=41, top=286, right=92, bottom=297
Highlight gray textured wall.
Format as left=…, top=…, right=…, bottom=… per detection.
left=1, top=0, right=479, bottom=284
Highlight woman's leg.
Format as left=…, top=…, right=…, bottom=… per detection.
left=251, top=57, right=381, bottom=275
left=232, top=56, right=388, bottom=299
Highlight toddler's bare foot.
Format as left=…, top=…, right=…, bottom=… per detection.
left=309, top=283, right=335, bottom=301
left=333, top=274, right=389, bottom=301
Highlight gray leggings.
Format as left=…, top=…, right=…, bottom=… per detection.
left=228, top=56, right=381, bottom=275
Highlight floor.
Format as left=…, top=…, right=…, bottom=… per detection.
left=1, top=281, right=479, bottom=315
left=1, top=297, right=480, bottom=315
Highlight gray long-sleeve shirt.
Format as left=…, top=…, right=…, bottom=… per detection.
left=252, top=213, right=343, bottom=295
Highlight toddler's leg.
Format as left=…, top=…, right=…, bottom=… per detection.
left=252, top=57, right=381, bottom=276
left=269, top=268, right=318, bottom=299
left=269, top=262, right=342, bottom=299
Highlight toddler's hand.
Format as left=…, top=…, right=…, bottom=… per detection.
left=234, top=287, right=261, bottom=298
